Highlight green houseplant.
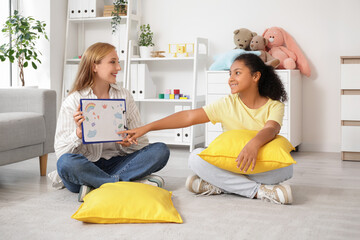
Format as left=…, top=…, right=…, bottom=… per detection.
left=0, top=10, right=48, bottom=86
left=138, top=24, right=154, bottom=58
left=111, top=0, right=128, bottom=34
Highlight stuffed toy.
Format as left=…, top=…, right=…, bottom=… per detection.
left=262, top=27, right=311, bottom=77
left=250, top=35, right=280, bottom=68
left=233, top=28, right=257, bottom=50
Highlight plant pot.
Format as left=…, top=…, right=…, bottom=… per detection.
left=139, top=46, right=154, bottom=58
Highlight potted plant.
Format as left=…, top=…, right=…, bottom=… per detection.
left=0, top=10, right=48, bottom=86
left=138, top=24, right=154, bottom=58
left=111, top=0, right=128, bottom=34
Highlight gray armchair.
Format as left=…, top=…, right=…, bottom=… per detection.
left=0, top=88, right=56, bottom=176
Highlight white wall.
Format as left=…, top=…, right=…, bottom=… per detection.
left=141, top=0, right=360, bottom=152
left=19, top=0, right=66, bottom=113
left=50, top=1, right=67, bottom=113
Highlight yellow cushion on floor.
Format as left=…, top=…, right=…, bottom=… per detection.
left=198, top=129, right=296, bottom=174
left=72, top=182, right=183, bottom=224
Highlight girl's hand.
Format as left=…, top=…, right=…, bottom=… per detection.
left=117, top=126, right=148, bottom=145
left=235, top=142, right=259, bottom=173
left=74, top=104, right=85, bottom=139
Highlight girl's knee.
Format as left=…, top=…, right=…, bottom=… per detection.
left=188, top=148, right=205, bottom=171
left=282, top=164, right=293, bottom=181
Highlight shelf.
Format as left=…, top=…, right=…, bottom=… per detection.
left=66, top=59, right=81, bottom=63
left=134, top=98, right=192, bottom=103
left=130, top=57, right=194, bottom=62
left=127, top=38, right=209, bottom=151
left=69, top=16, right=127, bottom=23
left=66, top=58, right=125, bottom=63
left=148, top=135, right=191, bottom=146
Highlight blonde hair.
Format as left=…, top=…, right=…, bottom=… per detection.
left=69, top=42, right=116, bottom=94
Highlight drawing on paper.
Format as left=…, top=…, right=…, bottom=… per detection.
left=80, top=99, right=127, bottom=143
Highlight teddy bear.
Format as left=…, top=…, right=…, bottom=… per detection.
left=250, top=35, right=280, bottom=68
left=262, top=27, right=311, bottom=77
left=233, top=28, right=257, bottom=50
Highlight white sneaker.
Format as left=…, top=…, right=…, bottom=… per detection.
left=135, top=174, right=165, bottom=188
left=257, top=184, right=293, bottom=205
left=185, top=175, right=223, bottom=196
left=78, top=185, right=93, bottom=202
left=47, top=170, right=65, bottom=190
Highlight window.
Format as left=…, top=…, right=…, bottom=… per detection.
left=0, top=0, right=17, bottom=87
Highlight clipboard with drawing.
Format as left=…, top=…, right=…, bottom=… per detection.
left=80, top=99, right=127, bottom=144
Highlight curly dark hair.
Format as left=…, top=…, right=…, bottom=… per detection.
left=233, top=54, right=288, bottom=102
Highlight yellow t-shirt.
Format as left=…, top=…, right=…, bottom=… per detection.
left=203, top=94, right=284, bottom=132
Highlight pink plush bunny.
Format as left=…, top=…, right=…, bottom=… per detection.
left=263, top=27, right=311, bottom=77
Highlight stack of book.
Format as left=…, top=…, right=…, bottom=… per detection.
left=103, top=5, right=127, bottom=17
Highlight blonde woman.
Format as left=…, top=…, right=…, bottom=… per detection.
left=55, top=43, right=169, bottom=201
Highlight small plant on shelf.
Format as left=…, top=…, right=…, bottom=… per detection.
left=138, top=24, right=154, bottom=58
left=138, top=24, right=154, bottom=47
left=0, top=10, right=48, bottom=86
left=111, top=0, right=128, bottom=34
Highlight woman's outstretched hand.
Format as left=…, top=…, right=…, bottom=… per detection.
left=117, top=140, right=132, bottom=147
left=117, top=126, right=149, bottom=145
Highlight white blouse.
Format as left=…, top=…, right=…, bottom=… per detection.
left=54, top=83, right=149, bottom=162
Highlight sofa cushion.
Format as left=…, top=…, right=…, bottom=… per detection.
left=0, top=112, right=46, bottom=152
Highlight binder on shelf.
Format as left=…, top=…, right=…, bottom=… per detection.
left=82, top=0, right=90, bottom=18
left=68, top=0, right=77, bottom=19
left=112, top=23, right=127, bottom=60
left=88, top=0, right=103, bottom=18
left=74, top=0, right=82, bottom=18
left=63, top=64, right=78, bottom=98
left=174, top=105, right=183, bottom=142
left=119, top=23, right=127, bottom=59
left=130, top=64, right=138, bottom=99
left=137, top=64, right=156, bottom=99
left=182, top=106, right=191, bottom=142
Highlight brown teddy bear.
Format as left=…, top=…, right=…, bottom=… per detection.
left=250, top=35, right=280, bottom=68
left=233, top=28, right=257, bottom=50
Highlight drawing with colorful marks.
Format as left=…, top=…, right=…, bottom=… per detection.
left=85, top=103, right=96, bottom=112
left=80, top=99, right=127, bottom=144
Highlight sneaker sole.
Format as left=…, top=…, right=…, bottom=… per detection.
left=185, top=175, right=199, bottom=193
left=280, top=184, right=293, bottom=204
left=139, top=175, right=165, bottom=188
left=78, top=188, right=87, bottom=202
left=147, top=177, right=164, bottom=188
left=261, top=184, right=293, bottom=205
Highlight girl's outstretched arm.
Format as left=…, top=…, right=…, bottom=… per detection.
left=119, top=108, right=210, bottom=144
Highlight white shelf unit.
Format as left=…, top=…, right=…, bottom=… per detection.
left=62, top=0, right=141, bottom=100
left=205, top=70, right=302, bottom=149
left=340, top=56, right=360, bottom=161
left=126, top=38, right=209, bottom=151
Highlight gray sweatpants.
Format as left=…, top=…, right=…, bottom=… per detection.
left=188, top=148, right=293, bottom=198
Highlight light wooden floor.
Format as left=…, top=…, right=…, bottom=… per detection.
left=1, top=149, right=360, bottom=239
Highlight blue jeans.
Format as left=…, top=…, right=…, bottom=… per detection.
left=57, top=142, right=170, bottom=193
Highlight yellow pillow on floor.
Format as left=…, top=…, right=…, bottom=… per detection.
left=72, top=182, right=183, bottom=224
left=198, top=129, right=296, bottom=174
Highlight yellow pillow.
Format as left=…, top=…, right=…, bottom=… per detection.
left=198, top=129, right=296, bottom=174
left=72, top=182, right=183, bottom=224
